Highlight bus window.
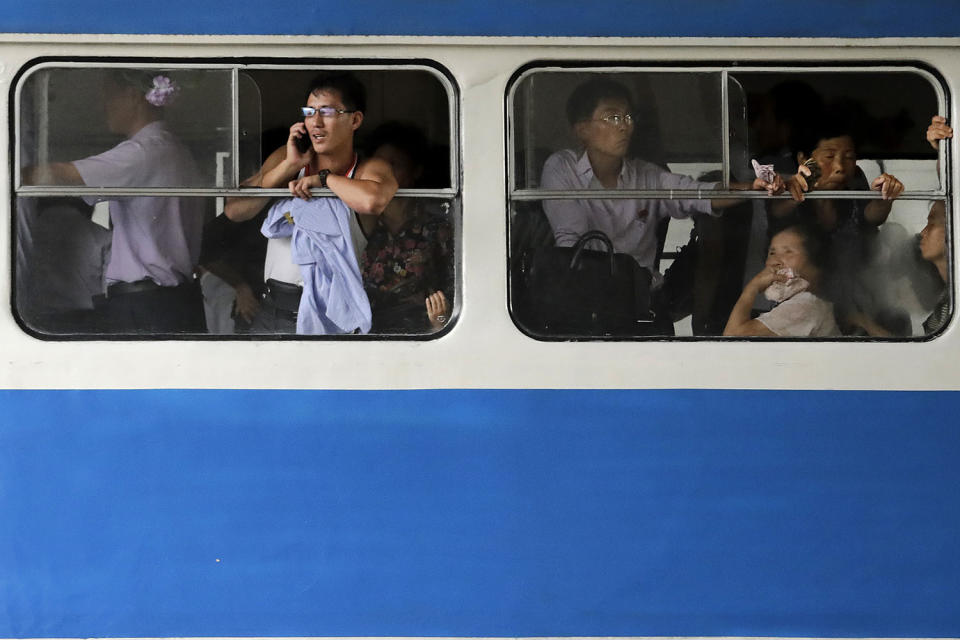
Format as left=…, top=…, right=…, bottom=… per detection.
left=19, top=67, right=235, bottom=189
left=508, top=66, right=949, bottom=340
left=13, top=62, right=459, bottom=339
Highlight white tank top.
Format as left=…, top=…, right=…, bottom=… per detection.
left=263, top=157, right=366, bottom=285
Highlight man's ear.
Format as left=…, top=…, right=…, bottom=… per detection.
left=573, top=121, right=588, bottom=144
left=350, top=111, right=364, bottom=131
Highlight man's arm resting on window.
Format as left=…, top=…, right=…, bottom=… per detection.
left=328, top=157, right=398, bottom=215
left=710, top=176, right=785, bottom=210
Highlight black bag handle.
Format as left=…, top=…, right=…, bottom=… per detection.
left=570, top=230, right=617, bottom=275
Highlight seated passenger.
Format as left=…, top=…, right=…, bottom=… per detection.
left=360, top=122, right=453, bottom=333
left=22, top=70, right=207, bottom=334
left=540, top=78, right=783, bottom=330
left=223, top=72, right=397, bottom=335
left=724, top=222, right=840, bottom=337
left=779, top=117, right=906, bottom=334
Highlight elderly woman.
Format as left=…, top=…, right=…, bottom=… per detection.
left=724, top=222, right=840, bottom=337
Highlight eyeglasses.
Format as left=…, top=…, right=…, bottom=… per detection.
left=594, top=113, right=635, bottom=127
left=301, top=106, right=357, bottom=118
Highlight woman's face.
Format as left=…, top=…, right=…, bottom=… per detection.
left=806, top=135, right=857, bottom=190
left=766, top=229, right=818, bottom=283
left=103, top=79, right=138, bottom=135
left=920, top=201, right=947, bottom=264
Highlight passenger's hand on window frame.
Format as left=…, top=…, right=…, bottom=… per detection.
left=787, top=164, right=814, bottom=202
left=289, top=174, right=321, bottom=200
left=751, top=173, right=786, bottom=196
left=871, top=173, right=904, bottom=200
left=927, top=115, right=952, bottom=150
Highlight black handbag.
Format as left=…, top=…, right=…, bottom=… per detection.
left=517, top=230, right=653, bottom=337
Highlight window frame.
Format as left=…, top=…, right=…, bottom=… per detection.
left=505, top=61, right=953, bottom=341
left=11, top=56, right=463, bottom=340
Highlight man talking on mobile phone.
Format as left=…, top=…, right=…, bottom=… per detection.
left=225, top=71, right=397, bottom=334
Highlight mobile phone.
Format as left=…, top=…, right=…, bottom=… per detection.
left=295, top=131, right=312, bottom=154
left=801, top=157, right=821, bottom=188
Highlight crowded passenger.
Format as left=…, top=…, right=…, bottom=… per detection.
left=724, top=221, right=840, bottom=337
left=22, top=70, right=207, bottom=333
left=919, top=200, right=950, bottom=333
left=224, top=72, right=397, bottom=335
left=775, top=116, right=906, bottom=334
left=850, top=115, right=952, bottom=337
left=197, top=213, right=266, bottom=334
left=540, top=78, right=784, bottom=332
left=360, top=122, right=453, bottom=333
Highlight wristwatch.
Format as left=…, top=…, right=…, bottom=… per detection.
left=317, top=169, right=331, bottom=189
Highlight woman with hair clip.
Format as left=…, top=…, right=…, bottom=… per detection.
left=23, top=69, right=207, bottom=334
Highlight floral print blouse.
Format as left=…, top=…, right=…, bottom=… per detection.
left=360, top=203, right=453, bottom=332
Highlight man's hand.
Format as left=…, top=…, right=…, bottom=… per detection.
left=288, top=174, right=322, bottom=200
left=286, top=122, right=314, bottom=169
left=232, top=282, right=260, bottom=324
left=871, top=173, right=904, bottom=201
left=751, top=174, right=786, bottom=196
left=927, top=115, right=952, bottom=150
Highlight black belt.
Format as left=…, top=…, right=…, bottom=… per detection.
left=106, top=278, right=164, bottom=297
left=263, top=278, right=303, bottom=316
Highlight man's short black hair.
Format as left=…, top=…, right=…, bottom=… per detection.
left=566, top=77, right=634, bottom=126
left=305, top=71, right=367, bottom=113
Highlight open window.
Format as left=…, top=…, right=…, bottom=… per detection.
left=507, top=65, right=949, bottom=340
left=13, top=61, right=459, bottom=339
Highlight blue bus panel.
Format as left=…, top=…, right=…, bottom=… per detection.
left=1, top=389, right=957, bottom=637
left=3, top=0, right=960, bottom=37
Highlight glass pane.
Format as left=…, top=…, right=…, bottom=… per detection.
left=238, top=71, right=263, bottom=187
left=362, top=197, right=457, bottom=336
left=19, top=67, right=235, bottom=189
left=735, top=70, right=940, bottom=184
left=205, top=196, right=457, bottom=337
left=238, top=68, right=452, bottom=188
left=15, top=196, right=214, bottom=336
left=509, top=200, right=665, bottom=338
left=511, top=70, right=723, bottom=190
left=736, top=197, right=948, bottom=339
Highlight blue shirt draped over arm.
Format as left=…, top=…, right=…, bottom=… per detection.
left=262, top=197, right=372, bottom=335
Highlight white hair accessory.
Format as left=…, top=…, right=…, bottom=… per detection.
left=145, top=75, right=179, bottom=107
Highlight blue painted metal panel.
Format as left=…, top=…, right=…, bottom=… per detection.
left=0, top=0, right=959, bottom=37
left=1, top=389, right=957, bottom=637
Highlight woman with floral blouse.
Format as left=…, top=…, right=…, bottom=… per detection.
left=361, top=123, right=453, bottom=333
